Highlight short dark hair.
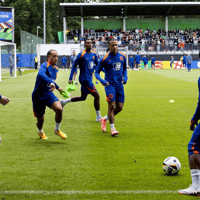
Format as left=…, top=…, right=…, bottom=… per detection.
left=47, top=49, right=56, bottom=56
left=84, top=37, right=92, bottom=43
left=109, top=37, right=117, bottom=44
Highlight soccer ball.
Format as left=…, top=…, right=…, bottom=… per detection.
left=163, top=157, right=181, bottom=175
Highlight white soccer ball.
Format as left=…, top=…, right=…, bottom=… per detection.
left=163, top=157, right=181, bottom=175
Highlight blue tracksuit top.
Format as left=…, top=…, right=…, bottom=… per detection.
left=187, top=55, right=192, bottom=64
left=170, top=57, right=174, bottom=64
left=183, top=56, right=187, bottom=62
left=32, top=62, right=59, bottom=99
left=70, top=55, right=76, bottom=64
left=135, top=55, right=141, bottom=63
left=142, top=57, right=148, bottom=64
left=69, top=50, right=98, bottom=82
left=62, top=57, right=67, bottom=65
left=95, top=52, right=128, bottom=86
left=151, top=57, right=156, bottom=64
left=129, top=57, right=134, bottom=63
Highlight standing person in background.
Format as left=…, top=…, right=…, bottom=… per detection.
left=187, top=54, right=193, bottom=72
left=70, top=50, right=78, bottom=85
left=170, top=56, right=174, bottom=69
left=17, top=56, right=22, bottom=75
left=134, top=52, right=141, bottom=71
left=151, top=56, right=156, bottom=69
left=61, top=55, right=67, bottom=71
left=129, top=55, right=134, bottom=70
left=9, top=54, right=14, bottom=76
left=183, top=54, right=187, bottom=69
left=34, top=55, right=38, bottom=69
left=142, top=55, right=148, bottom=70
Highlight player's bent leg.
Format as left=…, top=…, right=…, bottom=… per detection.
left=114, top=102, right=124, bottom=116
left=50, top=101, right=67, bottom=139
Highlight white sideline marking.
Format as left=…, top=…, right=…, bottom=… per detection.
left=0, top=190, right=177, bottom=195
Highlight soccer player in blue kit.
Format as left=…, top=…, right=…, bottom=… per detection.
left=32, top=49, right=67, bottom=140
left=70, top=50, right=78, bottom=84
left=183, top=54, right=187, bottom=69
left=95, top=38, right=128, bottom=136
left=178, top=76, right=200, bottom=195
left=151, top=56, right=156, bottom=69
left=129, top=55, right=134, bottom=70
left=134, top=52, right=141, bottom=70
left=60, top=38, right=102, bottom=122
left=142, top=55, right=148, bottom=70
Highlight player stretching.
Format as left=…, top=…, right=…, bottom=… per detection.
left=32, top=49, right=67, bottom=140
left=60, top=38, right=102, bottom=122
left=178, top=77, right=200, bottom=196
left=95, top=38, right=128, bottom=136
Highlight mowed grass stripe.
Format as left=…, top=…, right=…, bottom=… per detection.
left=0, top=190, right=177, bottom=195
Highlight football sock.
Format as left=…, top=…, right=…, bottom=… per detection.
left=55, top=122, right=61, bottom=131
left=110, top=124, right=115, bottom=130
left=96, top=110, right=101, bottom=118
left=63, top=98, right=72, bottom=105
left=104, top=115, right=109, bottom=120
left=191, top=169, right=199, bottom=189
left=38, top=129, right=44, bottom=133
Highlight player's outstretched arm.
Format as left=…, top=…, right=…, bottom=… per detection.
left=0, top=96, right=10, bottom=105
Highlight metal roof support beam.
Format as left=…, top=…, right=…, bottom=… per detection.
left=123, top=17, right=126, bottom=32
left=80, top=6, right=84, bottom=17
left=81, top=17, right=84, bottom=38
left=165, top=16, right=168, bottom=33
left=63, top=16, right=67, bottom=44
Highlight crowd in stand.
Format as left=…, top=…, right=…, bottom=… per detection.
left=66, top=27, right=200, bottom=51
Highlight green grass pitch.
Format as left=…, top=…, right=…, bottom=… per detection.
left=0, top=68, right=199, bottom=200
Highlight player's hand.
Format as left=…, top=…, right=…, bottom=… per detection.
left=49, top=83, right=55, bottom=92
left=58, top=88, right=63, bottom=93
left=0, top=96, right=10, bottom=105
left=68, top=80, right=73, bottom=84
left=103, top=82, right=109, bottom=86
left=122, top=80, right=126, bottom=84
left=190, top=121, right=198, bottom=131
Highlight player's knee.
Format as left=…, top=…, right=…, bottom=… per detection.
left=118, top=105, right=123, bottom=112
left=81, top=95, right=87, bottom=101
left=108, top=104, right=115, bottom=111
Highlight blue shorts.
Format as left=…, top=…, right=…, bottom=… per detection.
left=136, top=61, right=140, bottom=64
left=80, top=81, right=97, bottom=96
left=62, top=63, right=66, bottom=66
left=32, top=92, right=59, bottom=118
left=105, top=84, right=124, bottom=103
left=144, top=62, right=148, bottom=65
left=183, top=61, right=186, bottom=66
left=188, top=124, right=200, bottom=156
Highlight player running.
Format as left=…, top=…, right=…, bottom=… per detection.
left=32, top=49, right=67, bottom=140
left=151, top=56, right=156, bottom=69
left=178, top=76, right=200, bottom=196
left=60, top=38, right=102, bottom=122
left=95, top=38, right=128, bottom=136
left=70, top=50, right=78, bottom=85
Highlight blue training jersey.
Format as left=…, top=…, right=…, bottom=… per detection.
left=142, top=57, right=148, bottom=64
left=32, top=62, right=59, bottom=99
left=192, top=77, right=200, bottom=122
left=95, top=52, right=128, bottom=86
left=151, top=57, right=156, bottom=64
left=69, top=50, right=98, bottom=82
left=129, top=57, right=134, bottom=63
left=183, top=56, right=187, bottom=62
left=70, top=55, right=76, bottom=64
left=62, top=57, right=67, bottom=64
left=135, top=55, right=141, bottom=62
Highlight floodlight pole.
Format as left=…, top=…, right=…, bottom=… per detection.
left=37, top=26, right=41, bottom=44
left=44, top=0, right=46, bottom=44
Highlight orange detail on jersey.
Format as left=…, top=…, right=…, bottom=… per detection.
left=120, top=56, right=123, bottom=61
left=193, top=151, right=199, bottom=154
left=55, top=66, right=59, bottom=70
left=119, top=52, right=126, bottom=59
left=102, top=53, right=109, bottom=63
left=191, top=142, right=195, bottom=150
left=46, top=62, right=50, bottom=68
left=81, top=50, right=86, bottom=59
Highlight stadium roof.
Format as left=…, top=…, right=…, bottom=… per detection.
left=60, top=2, right=200, bottom=17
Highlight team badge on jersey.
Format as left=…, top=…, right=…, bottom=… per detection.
left=88, top=61, right=94, bottom=69
left=113, top=62, right=121, bottom=71
left=120, top=56, right=123, bottom=61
